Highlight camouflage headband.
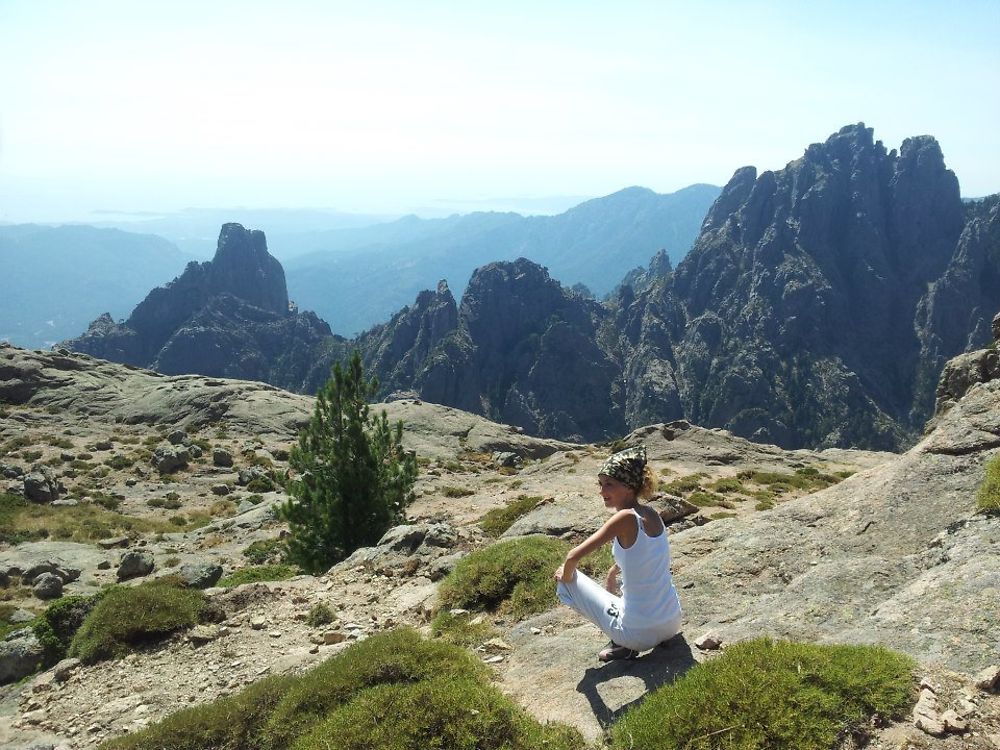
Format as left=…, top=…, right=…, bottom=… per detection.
left=599, top=445, right=647, bottom=491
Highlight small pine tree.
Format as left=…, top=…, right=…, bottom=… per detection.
left=280, top=351, right=418, bottom=573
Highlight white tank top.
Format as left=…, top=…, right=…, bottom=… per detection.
left=612, top=509, right=682, bottom=629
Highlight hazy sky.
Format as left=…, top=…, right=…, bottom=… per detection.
left=1, top=0, right=998, bottom=222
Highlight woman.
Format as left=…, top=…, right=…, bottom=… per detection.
left=554, top=445, right=682, bottom=661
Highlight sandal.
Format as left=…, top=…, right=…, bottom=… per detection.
left=598, top=641, right=639, bottom=662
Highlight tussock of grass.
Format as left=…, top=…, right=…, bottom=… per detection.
left=99, top=628, right=580, bottom=750
left=687, top=491, right=734, bottom=509
left=441, top=485, right=475, bottom=498
left=611, top=638, right=915, bottom=750
left=661, top=473, right=704, bottom=495
left=437, top=536, right=613, bottom=619
left=710, top=477, right=744, bottom=493
left=218, top=564, right=299, bottom=587
left=243, top=538, right=285, bottom=564
left=479, top=494, right=543, bottom=537
left=977, top=452, right=1000, bottom=514
left=261, top=628, right=489, bottom=749
left=430, top=609, right=500, bottom=647
left=292, top=676, right=581, bottom=750
left=70, top=580, right=206, bottom=664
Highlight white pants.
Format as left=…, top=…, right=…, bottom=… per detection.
left=556, top=571, right=682, bottom=652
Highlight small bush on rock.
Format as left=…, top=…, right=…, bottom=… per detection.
left=479, top=494, right=543, bottom=537
left=291, top=676, right=582, bottom=750
left=33, top=593, right=105, bottom=665
left=977, top=452, right=1000, bottom=514
left=438, top=536, right=612, bottom=619
left=610, top=638, right=915, bottom=750
left=70, top=579, right=206, bottom=664
left=260, top=627, right=487, bottom=749
left=218, top=564, right=299, bottom=587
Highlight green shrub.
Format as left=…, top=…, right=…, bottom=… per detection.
left=977, top=452, right=1000, bottom=514
left=259, top=628, right=488, bottom=749
left=437, top=536, right=611, bottom=619
left=21, top=449, right=43, bottom=462
left=32, top=593, right=104, bottom=665
left=441, top=485, right=475, bottom=498
left=46, top=436, right=75, bottom=449
left=218, top=564, right=299, bottom=587
left=69, top=580, right=206, bottom=664
left=291, top=676, right=582, bottom=750
left=306, top=603, right=335, bottom=628
left=243, top=538, right=284, bottom=565
left=479, top=495, right=543, bottom=537
left=610, top=638, right=915, bottom=750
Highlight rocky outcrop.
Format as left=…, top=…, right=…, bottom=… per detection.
left=913, top=196, right=1000, bottom=420
left=61, top=224, right=349, bottom=393
left=411, top=259, right=623, bottom=442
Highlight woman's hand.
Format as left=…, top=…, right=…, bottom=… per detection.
left=554, top=562, right=577, bottom=584
left=604, top=563, right=620, bottom=594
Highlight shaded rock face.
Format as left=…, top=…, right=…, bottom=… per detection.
left=62, top=224, right=349, bottom=393
left=614, top=124, right=993, bottom=450
left=408, top=259, right=623, bottom=442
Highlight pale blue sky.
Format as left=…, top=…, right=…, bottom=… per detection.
left=1, top=0, right=997, bottom=221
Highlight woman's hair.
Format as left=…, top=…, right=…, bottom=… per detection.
left=637, top=464, right=656, bottom=500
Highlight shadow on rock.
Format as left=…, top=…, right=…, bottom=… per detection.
left=576, top=634, right=696, bottom=730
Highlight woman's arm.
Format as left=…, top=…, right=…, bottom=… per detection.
left=554, top=510, right=633, bottom=583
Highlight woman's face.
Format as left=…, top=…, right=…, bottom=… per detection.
left=598, top=474, right=635, bottom=509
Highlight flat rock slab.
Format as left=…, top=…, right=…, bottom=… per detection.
left=499, top=609, right=699, bottom=741
left=0, top=542, right=108, bottom=590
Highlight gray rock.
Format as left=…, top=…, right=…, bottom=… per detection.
left=212, top=448, right=234, bottom=467
left=1, top=462, right=24, bottom=478
left=188, top=444, right=203, bottom=459
left=0, top=628, right=44, bottom=685
left=211, top=484, right=231, bottom=496
left=237, top=465, right=270, bottom=486
left=152, top=446, right=189, bottom=474
left=93, top=439, right=113, bottom=451
left=189, top=624, right=221, bottom=644
left=428, top=552, right=466, bottom=581
left=492, top=451, right=523, bottom=469
left=975, top=665, right=1000, bottom=692
left=167, top=429, right=188, bottom=445
left=237, top=499, right=255, bottom=513
left=23, top=469, right=59, bottom=502
left=9, top=608, right=34, bottom=623
left=178, top=563, right=223, bottom=589
left=97, top=536, right=129, bottom=550
left=22, top=563, right=80, bottom=584
left=117, top=550, right=154, bottom=581
left=377, top=525, right=427, bottom=553
left=53, top=657, right=81, bottom=682
left=32, top=573, right=63, bottom=600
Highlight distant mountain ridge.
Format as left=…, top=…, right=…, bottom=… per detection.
left=0, top=224, right=189, bottom=349
left=282, top=183, right=720, bottom=335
